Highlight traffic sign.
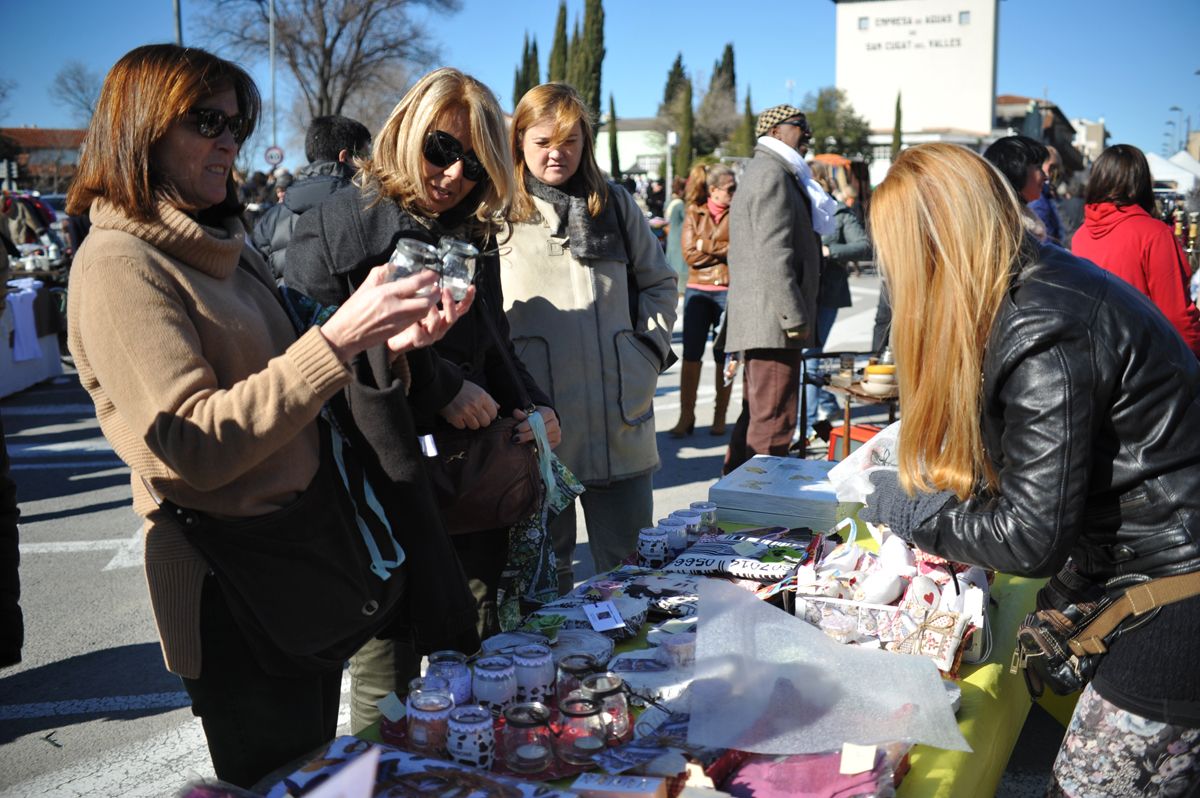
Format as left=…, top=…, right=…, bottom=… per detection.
left=265, top=145, right=284, bottom=166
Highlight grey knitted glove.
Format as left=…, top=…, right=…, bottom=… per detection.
left=858, top=469, right=954, bottom=543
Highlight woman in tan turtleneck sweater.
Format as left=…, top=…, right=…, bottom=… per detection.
left=65, top=44, right=467, bottom=787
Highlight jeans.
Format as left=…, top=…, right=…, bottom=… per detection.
left=181, top=577, right=342, bottom=788
left=681, top=288, right=728, bottom=363
left=549, top=473, right=654, bottom=592
left=803, top=305, right=842, bottom=435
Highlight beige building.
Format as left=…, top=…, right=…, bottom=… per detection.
left=1070, top=117, right=1109, bottom=165
left=834, top=0, right=999, bottom=184
left=835, top=0, right=998, bottom=136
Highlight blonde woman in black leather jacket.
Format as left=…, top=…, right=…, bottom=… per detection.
left=863, top=143, right=1200, bottom=797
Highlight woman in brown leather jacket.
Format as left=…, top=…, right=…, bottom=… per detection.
left=670, top=163, right=736, bottom=437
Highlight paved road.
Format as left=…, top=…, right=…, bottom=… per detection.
left=0, top=274, right=882, bottom=796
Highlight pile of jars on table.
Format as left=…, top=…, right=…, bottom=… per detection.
left=391, top=646, right=626, bottom=775
left=389, top=501, right=720, bottom=774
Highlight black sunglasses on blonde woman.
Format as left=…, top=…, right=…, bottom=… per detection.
left=423, top=131, right=488, bottom=182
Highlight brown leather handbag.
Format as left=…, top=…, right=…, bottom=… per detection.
left=426, top=295, right=546, bottom=534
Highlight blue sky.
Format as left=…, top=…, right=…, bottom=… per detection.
left=4, top=0, right=1199, bottom=171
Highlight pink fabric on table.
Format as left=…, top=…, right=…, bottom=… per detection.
left=724, top=750, right=885, bottom=798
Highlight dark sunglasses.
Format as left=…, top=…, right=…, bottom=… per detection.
left=423, top=130, right=488, bottom=182
left=778, top=119, right=813, bottom=139
left=188, top=107, right=250, bottom=143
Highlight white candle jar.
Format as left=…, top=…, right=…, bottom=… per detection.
left=512, top=643, right=556, bottom=705
left=446, top=704, right=496, bottom=770
left=472, top=655, right=517, bottom=717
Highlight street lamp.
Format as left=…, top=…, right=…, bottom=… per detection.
left=1170, top=105, right=1184, bottom=151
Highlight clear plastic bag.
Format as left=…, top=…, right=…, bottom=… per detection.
left=828, top=420, right=902, bottom=504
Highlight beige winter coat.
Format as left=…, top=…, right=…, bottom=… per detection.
left=499, top=187, right=678, bottom=484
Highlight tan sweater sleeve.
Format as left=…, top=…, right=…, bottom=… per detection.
left=75, top=255, right=350, bottom=492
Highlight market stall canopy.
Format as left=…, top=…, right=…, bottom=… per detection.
left=1168, top=151, right=1200, bottom=181
left=1146, top=151, right=1197, bottom=193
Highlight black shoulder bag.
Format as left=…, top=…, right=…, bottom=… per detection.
left=149, top=258, right=410, bottom=676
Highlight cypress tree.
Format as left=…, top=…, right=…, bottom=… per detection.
left=608, top=93, right=621, bottom=179
left=513, top=33, right=530, bottom=109
left=728, top=88, right=756, bottom=156
left=578, top=0, right=605, bottom=121
left=673, top=78, right=693, bottom=179
left=662, top=53, right=685, bottom=110
left=891, top=92, right=902, bottom=161
left=566, top=17, right=582, bottom=91
left=527, top=36, right=540, bottom=90
left=548, top=2, right=569, bottom=83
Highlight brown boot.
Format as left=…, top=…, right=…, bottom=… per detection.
left=710, top=361, right=732, bottom=435
left=669, top=360, right=701, bottom=437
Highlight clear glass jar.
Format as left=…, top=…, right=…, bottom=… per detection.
left=637, top=526, right=669, bottom=569
left=427, top=650, right=473, bottom=705
left=437, top=237, right=478, bottom=301
left=512, top=643, right=556, bottom=705
left=472, top=655, right=517, bottom=717
left=580, top=671, right=631, bottom=743
left=556, top=653, right=601, bottom=706
left=689, top=501, right=719, bottom=536
left=670, top=508, right=703, bottom=545
left=657, top=517, right=689, bottom=557
left=406, top=688, right=454, bottom=754
left=555, top=696, right=608, bottom=764
left=388, top=238, right=440, bottom=294
left=446, top=704, right=496, bottom=770
left=500, top=702, right=553, bottom=773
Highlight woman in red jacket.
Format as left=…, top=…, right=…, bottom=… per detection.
left=1072, top=144, right=1200, bottom=356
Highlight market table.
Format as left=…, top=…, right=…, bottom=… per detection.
left=895, top=571, right=1042, bottom=798
left=351, top=570, right=1044, bottom=798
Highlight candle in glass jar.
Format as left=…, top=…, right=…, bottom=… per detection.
left=472, top=655, right=517, bottom=716
left=670, top=508, right=703, bottom=545
left=427, top=650, right=473, bottom=705
left=689, top=501, right=719, bottom=536
left=512, top=643, right=556, bottom=705
left=406, top=689, right=453, bottom=754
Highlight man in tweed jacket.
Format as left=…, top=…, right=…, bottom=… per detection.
left=723, top=105, right=821, bottom=472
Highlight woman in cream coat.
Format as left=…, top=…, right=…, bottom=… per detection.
left=500, top=83, right=677, bottom=592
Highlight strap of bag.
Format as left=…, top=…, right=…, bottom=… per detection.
left=609, top=185, right=680, bottom=372
left=475, top=292, right=535, bottom=413
left=1069, top=570, right=1200, bottom=656
left=607, top=183, right=641, bottom=329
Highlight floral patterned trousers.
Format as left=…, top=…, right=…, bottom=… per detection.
left=1049, top=684, right=1200, bottom=797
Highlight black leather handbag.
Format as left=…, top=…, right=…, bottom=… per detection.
left=159, top=422, right=409, bottom=676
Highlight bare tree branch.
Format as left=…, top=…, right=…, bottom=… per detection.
left=49, top=62, right=102, bottom=126
left=0, top=79, right=15, bottom=123
left=202, top=0, right=459, bottom=121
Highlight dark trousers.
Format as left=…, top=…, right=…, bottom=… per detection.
left=181, top=577, right=342, bottom=788
left=681, top=288, right=728, bottom=363
left=724, top=348, right=803, bottom=474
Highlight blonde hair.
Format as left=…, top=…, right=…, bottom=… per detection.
left=355, top=67, right=512, bottom=226
left=509, top=83, right=608, bottom=222
left=871, top=142, right=1037, bottom=498
left=810, top=161, right=836, bottom=196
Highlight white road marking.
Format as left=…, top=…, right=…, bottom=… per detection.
left=8, top=438, right=114, bottom=457
left=0, top=677, right=354, bottom=798
left=103, top=529, right=145, bottom=571
left=0, top=692, right=192, bottom=720
left=20, top=539, right=128, bottom=555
